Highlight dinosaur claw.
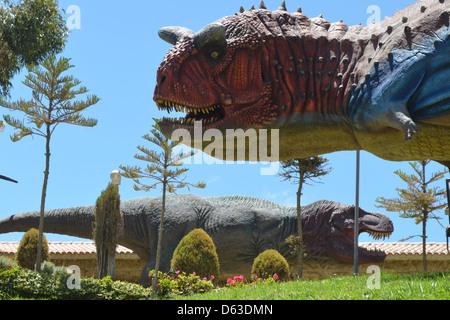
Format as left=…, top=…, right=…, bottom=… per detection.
left=404, top=121, right=420, bottom=142
left=383, top=110, right=420, bottom=142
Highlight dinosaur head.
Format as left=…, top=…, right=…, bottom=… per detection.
left=154, top=18, right=276, bottom=138
left=153, top=7, right=361, bottom=160
left=303, top=201, right=394, bottom=264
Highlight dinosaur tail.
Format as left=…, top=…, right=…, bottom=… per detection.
left=0, top=206, right=95, bottom=240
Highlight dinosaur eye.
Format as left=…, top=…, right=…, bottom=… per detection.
left=210, top=51, right=220, bottom=60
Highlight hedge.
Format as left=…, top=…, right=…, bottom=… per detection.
left=0, top=265, right=152, bottom=300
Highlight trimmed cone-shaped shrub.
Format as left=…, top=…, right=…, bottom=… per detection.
left=171, top=228, right=219, bottom=279
left=251, top=249, right=290, bottom=281
left=93, top=182, right=122, bottom=279
left=16, top=228, right=49, bottom=270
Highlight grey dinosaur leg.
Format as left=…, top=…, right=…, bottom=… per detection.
left=139, top=259, right=155, bottom=287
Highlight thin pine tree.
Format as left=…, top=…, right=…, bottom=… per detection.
left=277, top=156, right=332, bottom=278
left=375, top=160, right=448, bottom=272
left=120, top=119, right=205, bottom=299
left=0, top=56, right=100, bottom=272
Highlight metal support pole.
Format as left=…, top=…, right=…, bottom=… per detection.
left=445, top=180, right=450, bottom=252
left=354, top=150, right=360, bottom=276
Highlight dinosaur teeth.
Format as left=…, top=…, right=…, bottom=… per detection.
left=157, top=100, right=223, bottom=126
left=157, top=100, right=221, bottom=116
left=367, top=230, right=392, bottom=240
left=162, top=116, right=222, bottom=126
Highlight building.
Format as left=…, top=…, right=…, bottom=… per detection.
left=0, top=241, right=146, bottom=283
left=301, top=242, right=450, bottom=278
left=0, top=241, right=448, bottom=283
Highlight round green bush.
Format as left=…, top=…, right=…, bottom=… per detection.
left=16, top=228, right=49, bottom=270
left=251, top=249, right=290, bottom=281
left=170, top=228, right=219, bottom=279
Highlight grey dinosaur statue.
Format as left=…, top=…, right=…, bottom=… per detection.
left=0, top=194, right=393, bottom=284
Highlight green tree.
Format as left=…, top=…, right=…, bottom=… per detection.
left=277, top=156, right=332, bottom=278
left=93, top=182, right=123, bottom=280
left=0, top=0, right=68, bottom=96
left=375, top=160, right=448, bottom=272
left=120, top=119, right=206, bottom=299
left=0, top=56, right=100, bottom=273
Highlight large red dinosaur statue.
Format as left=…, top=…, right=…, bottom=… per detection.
left=154, top=0, right=450, bottom=167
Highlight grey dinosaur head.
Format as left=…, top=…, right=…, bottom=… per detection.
left=303, top=200, right=394, bottom=264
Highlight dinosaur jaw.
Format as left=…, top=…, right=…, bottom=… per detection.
left=156, top=99, right=226, bottom=129
left=330, top=227, right=393, bottom=264
left=155, top=93, right=277, bottom=137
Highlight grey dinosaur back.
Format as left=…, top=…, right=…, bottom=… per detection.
left=205, top=195, right=298, bottom=214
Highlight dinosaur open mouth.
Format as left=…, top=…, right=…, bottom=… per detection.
left=156, top=99, right=225, bottom=127
left=332, top=228, right=392, bottom=263
left=342, top=228, right=392, bottom=241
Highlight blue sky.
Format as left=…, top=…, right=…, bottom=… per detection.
left=1, top=0, right=449, bottom=245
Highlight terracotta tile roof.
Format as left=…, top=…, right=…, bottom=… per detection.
left=360, top=242, right=449, bottom=255
left=0, top=241, right=134, bottom=255
left=0, top=241, right=448, bottom=256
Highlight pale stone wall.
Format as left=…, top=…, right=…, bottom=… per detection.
left=1, top=252, right=147, bottom=283
left=49, top=254, right=147, bottom=283
left=2, top=251, right=448, bottom=283
left=294, top=255, right=450, bottom=279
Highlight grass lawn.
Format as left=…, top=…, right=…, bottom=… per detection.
left=1, top=268, right=448, bottom=300
left=175, top=272, right=450, bottom=300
